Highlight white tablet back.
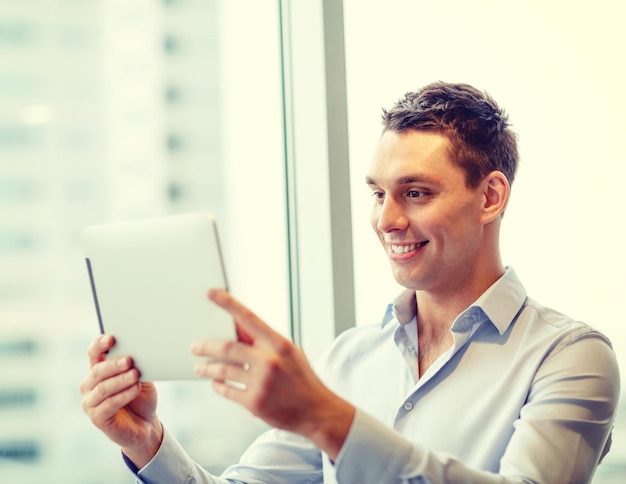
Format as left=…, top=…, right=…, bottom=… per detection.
left=81, top=213, right=235, bottom=381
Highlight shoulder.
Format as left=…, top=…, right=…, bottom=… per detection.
left=521, top=297, right=613, bottom=347
left=520, top=297, right=619, bottom=389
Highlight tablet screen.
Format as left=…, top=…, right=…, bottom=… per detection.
left=81, top=212, right=235, bottom=381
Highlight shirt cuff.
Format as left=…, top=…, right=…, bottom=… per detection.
left=123, top=428, right=197, bottom=483
left=334, top=409, right=417, bottom=483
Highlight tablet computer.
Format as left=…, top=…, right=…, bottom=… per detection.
left=81, top=212, right=235, bottom=381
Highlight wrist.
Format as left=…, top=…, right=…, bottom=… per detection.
left=122, top=419, right=164, bottom=470
left=305, top=396, right=355, bottom=462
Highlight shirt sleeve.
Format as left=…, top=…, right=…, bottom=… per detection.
left=128, top=425, right=323, bottom=484
left=130, top=428, right=234, bottom=484
left=499, top=332, right=620, bottom=482
left=333, top=332, right=620, bottom=484
left=219, top=428, right=323, bottom=483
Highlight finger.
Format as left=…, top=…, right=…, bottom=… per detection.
left=80, top=355, right=133, bottom=394
left=212, top=378, right=248, bottom=402
left=194, top=358, right=250, bottom=384
left=191, top=339, right=258, bottom=367
left=87, top=334, right=115, bottom=368
left=82, top=362, right=140, bottom=411
left=86, top=379, right=142, bottom=428
left=208, top=289, right=280, bottom=344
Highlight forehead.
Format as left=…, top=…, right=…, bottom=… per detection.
left=367, top=130, right=463, bottom=186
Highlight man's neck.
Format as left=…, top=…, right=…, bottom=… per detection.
left=415, top=264, right=505, bottom=331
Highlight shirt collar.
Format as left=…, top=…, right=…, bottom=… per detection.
left=468, top=267, right=527, bottom=335
left=381, top=289, right=417, bottom=328
left=380, top=267, right=527, bottom=334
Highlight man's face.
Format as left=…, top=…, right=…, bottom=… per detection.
left=366, top=130, right=487, bottom=294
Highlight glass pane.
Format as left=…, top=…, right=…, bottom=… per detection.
left=343, top=1, right=626, bottom=481
left=0, top=0, right=288, bottom=482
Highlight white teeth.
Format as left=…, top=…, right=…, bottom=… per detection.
left=391, top=244, right=417, bottom=254
left=389, top=242, right=428, bottom=253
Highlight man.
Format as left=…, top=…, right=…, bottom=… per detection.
left=80, top=82, right=620, bottom=483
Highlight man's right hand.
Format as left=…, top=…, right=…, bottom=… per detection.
left=79, top=334, right=163, bottom=469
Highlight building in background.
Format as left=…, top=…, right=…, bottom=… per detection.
left=0, top=1, right=267, bottom=482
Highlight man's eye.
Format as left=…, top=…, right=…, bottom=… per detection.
left=407, top=190, right=425, bottom=198
left=371, top=191, right=384, bottom=201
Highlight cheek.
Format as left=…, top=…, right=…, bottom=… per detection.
left=437, top=211, right=481, bottom=249
left=419, top=209, right=469, bottom=245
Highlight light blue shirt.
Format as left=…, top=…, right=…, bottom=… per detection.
left=133, top=268, right=620, bottom=483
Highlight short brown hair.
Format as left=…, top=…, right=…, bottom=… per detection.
left=382, top=82, right=519, bottom=188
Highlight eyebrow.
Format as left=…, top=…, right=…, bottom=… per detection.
left=365, top=174, right=440, bottom=187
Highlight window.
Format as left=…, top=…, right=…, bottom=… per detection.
left=0, top=1, right=290, bottom=481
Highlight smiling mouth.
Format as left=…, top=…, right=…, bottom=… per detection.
left=390, top=241, right=428, bottom=254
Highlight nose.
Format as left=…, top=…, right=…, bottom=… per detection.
left=373, top=196, right=409, bottom=233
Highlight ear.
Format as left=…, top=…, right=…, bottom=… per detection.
left=480, top=170, right=510, bottom=224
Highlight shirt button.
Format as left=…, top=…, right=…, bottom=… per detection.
left=403, top=402, right=413, bottom=412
